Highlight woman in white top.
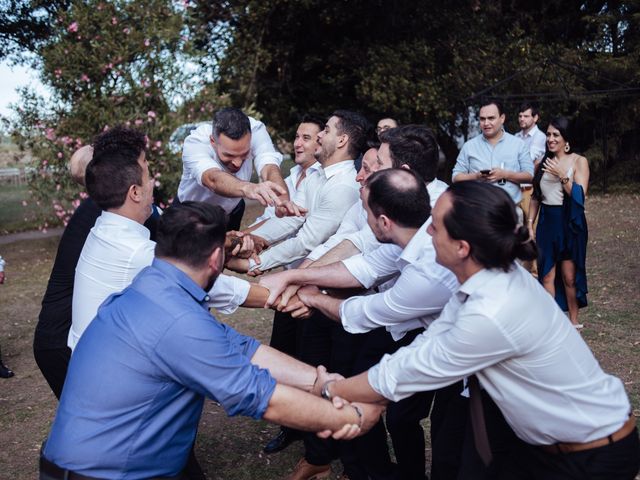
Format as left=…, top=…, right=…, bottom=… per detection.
left=527, top=117, right=590, bottom=328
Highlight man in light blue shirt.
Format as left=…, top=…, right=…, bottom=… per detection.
left=40, top=202, right=383, bottom=480
left=452, top=99, right=533, bottom=204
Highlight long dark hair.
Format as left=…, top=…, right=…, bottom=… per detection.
left=444, top=182, right=537, bottom=271
left=532, top=116, right=573, bottom=201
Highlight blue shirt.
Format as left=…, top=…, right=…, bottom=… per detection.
left=452, top=131, right=533, bottom=203
left=44, top=258, right=277, bottom=479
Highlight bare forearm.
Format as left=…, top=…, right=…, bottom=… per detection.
left=303, top=291, right=343, bottom=322
left=294, top=262, right=362, bottom=289
left=202, top=168, right=250, bottom=197
left=241, top=284, right=270, bottom=308
left=506, top=171, right=533, bottom=184
left=452, top=172, right=481, bottom=183
left=313, top=240, right=361, bottom=267
left=251, top=345, right=316, bottom=391
left=327, top=372, right=387, bottom=404
left=263, top=384, right=361, bottom=432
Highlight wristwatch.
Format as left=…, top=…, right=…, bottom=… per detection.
left=560, top=177, right=570, bottom=185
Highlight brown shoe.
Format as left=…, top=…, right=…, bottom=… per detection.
left=284, top=458, right=331, bottom=480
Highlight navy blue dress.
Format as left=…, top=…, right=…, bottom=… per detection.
left=536, top=183, right=588, bottom=311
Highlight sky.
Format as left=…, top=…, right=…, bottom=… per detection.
left=0, top=60, right=49, bottom=120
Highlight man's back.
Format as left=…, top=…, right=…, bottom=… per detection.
left=69, top=211, right=154, bottom=349
left=46, top=258, right=276, bottom=479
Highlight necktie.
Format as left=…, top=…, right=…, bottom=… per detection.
left=468, top=375, right=493, bottom=466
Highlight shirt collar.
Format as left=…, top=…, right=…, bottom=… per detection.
left=481, top=128, right=506, bottom=144
left=322, top=160, right=355, bottom=179
left=517, top=124, right=540, bottom=139
left=151, top=258, right=209, bottom=304
left=458, top=267, right=503, bottom=298
left=399, top=218, right=431, bottom=265
left=101, top=211, right=151, bottom=239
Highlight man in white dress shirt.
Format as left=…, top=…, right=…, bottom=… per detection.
left=261, top=169, right=459, bottom=479
left=226, top=110, right=368, bottom=275
left=317, top=181, right=639, bottom=480
left=515, top=102, right=547, bottom=275
left=177, top=107, right=294, bottom=231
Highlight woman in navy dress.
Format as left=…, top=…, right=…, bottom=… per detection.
left=527, top=117, right=590, bottom=328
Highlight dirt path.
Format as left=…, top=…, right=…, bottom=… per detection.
left=0, top=228, right=64, bottom=246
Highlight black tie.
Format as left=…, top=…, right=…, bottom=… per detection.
left=468, top=375, right=493, bottom=466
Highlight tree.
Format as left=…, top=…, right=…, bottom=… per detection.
left=10, top=0, right=195, bottom=226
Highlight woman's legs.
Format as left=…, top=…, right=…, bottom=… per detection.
left=560, top=260, right=580, bottom=325
left=541, top=265, right=556, bottom=298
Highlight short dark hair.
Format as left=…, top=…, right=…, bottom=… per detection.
left=518, top=102, right=539, bottom=117
left=443, top=181, right=537, bottom=271
left=331, top=110, right=372, bottom=159
left=366, top=169, right=430, bottom=228
left=300, top=113, right=325, bottom=133
left=86, top=126, right=146, bottom=210
left=212, top=107, right=251, bottom=140
left=379, top=125, right=439, bottom=182
left=155, top=201, right=227, bottom=268
left=479, top=98, right=504, bottom=116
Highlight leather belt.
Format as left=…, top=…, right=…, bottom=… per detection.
left=40, top=455, right=184, bottom=480
left=539, top=415, right=636, bottom=455
left=40, top=455, right=101, bottom=480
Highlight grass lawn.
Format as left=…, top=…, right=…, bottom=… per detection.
left=0, top=183, right=55, bottom=234
left=0, top=194, right=639, bottom=479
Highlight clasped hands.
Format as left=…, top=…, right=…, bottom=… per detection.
left=312, top=366, right=386, bottom=440
left=259, top=270, right=321, bottom=318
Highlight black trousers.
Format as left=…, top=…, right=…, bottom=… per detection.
left=227, top=199, right=245, bottom=232
left=457, top=390, right=640, bottom=480
left=300, top=311, right=367, bottom=479
left=33, top=346, right=71, bottom=400
left=351, top=328, right=434, bottom=480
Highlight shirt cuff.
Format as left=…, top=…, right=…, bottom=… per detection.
left=207, top=275, right=251, bottom=314
left=341, top=255, right=376, bottom=289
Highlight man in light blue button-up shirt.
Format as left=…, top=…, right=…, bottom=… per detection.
left=452, top=100, right=533, bottom=204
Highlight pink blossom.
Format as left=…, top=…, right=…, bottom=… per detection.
left=57, top=152, right=63, bottom=158
left=155, top=141, right=162, bottom=148
left=147, top=110, right=157, bottom=118
left=154, top=180, right=161, bottom=187
left=80, top=73, right=90, bottom=82
left=134, top=119, right=143, bottom=126
left=45, top=128, right=56, bottom=141
left=79, top=191, right=88, bottom=199
left=112, top=17, right=118, bottom=25
left=54, top=68, right=62, bottom=78
left=144, top=39, right=150, bottom=47
left=76, top=138, right=83, bottom=146
left=72, top=199, right=81, bottom=208
left=56, top=184, right=61, bottom=191
left=22, top=200, right=28, bottom=207
left=123, top=27, right=130, bottom=35
left=141, top=79, right=150, bottom=87
left=68, top=22, right=79, bottom=33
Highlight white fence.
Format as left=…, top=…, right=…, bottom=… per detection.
left=0, top=168, right=26, bottom=185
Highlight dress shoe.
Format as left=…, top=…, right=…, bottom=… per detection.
left=284, top=458, right=331, bottom=480
left=263, top=427, right=300, bottom=454
left=0, top=364, right=14, bottom=378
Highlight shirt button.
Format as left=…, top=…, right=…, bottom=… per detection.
left=204, top=295, right=211, bottom=302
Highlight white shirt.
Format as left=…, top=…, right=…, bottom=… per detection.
left=340, top=218, right=458, bottom=340
left=368, top=264, right=631, bottom=445
left=69, top=211, right=250, bottom=350
left=250, top=160, right=360, bottom=271
left=515, top=124, right=547, bottom=163
left=177, top=117, right=283, bottom=213
left=252, top=162, right=321, bottom=225
left=308, top=178, right=450, bottom=261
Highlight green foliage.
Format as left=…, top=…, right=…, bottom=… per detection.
left=10, top=0, right=195, bottom=224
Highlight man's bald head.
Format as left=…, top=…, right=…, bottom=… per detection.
left=69, top=145, right=94, bottom=186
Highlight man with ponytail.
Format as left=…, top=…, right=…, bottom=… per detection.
left=315, top=181, right=639, bottom=479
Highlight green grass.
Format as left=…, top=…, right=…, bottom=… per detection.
left=0, top=183, right=55, bottom=234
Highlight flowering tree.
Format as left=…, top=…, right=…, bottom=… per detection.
left=10, top=0, right=202, bottom=227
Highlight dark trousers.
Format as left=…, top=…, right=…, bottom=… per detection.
left=227, top=199, right=245, bottom=232
left=300, top=311, right=367, bottom=479
left=173, top=197, right=244, bottom=232
left=33, top=346, right=71, bottom=400
left=457, top=391, right=640, bottom=480
left=351, top=328, right=434, bottom=480
left=269, top=310, right=305, bottom=439
left=429, top=381, right=467, bottom=480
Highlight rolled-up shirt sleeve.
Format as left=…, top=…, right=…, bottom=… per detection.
left=154, top=314, right=276, bottom=419
left=452, top=144, right=471, bottom=180
left=367, top=302, right=518, bottom=402
left=182, top=124, right=221, bottom=188
left=250, top=118, right=283, bottom=175
left=340, top=264, right=452, bottom=335
left=343, top=226, right=379, bottom=255
left=206, top=274, right=251, bottom=314
left=256, top=184, right=359, bottom=271
left=307, top=201, right=363, bottom=261
left=341, top=244, right=403, bottom=289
